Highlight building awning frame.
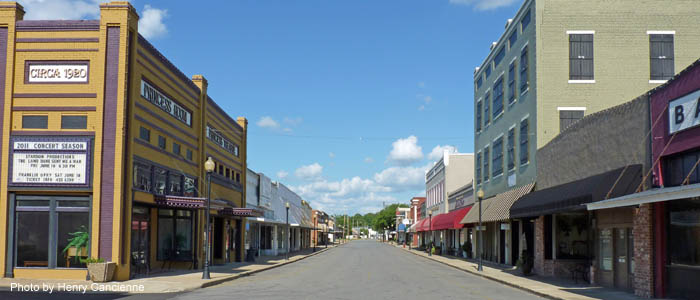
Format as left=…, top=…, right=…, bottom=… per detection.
left=587, top=182, right=700, bottom=210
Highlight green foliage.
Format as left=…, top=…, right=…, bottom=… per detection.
left=61, top=225, right=89, bottom=263
left=82, top=257, right=104, bottom=264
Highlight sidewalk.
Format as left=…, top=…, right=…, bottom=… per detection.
left=395, top=245, right=650, bottom=300
left=0, top=244, right=337, bottom=294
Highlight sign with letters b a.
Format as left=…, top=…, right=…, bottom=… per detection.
left=669, top=89, right=700, bottom=134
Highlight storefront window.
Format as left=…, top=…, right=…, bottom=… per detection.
left=154, top=168, right=167, bottom=195
left=157, top=209, right=193, bottom=261
left=168, top=173, right=183, bottom=196
left=133, top=163, right=152, bottom=192
left=184, top=177, right=196, bottom=197
left=599, top=228, right=613, bottom=271
left=669, top=199, right=700, bottom=266
left=555, top=213, right=589, bottom=259
left=15, top=196, right=90, bottom=269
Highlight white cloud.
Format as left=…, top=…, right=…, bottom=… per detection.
left=387, top=135, right=423, bottom=165
left=276, top=170, right=288, bottom=179
left=256, top=116, right=280, bottom=129
left=418, top=82, right=425, bottom=88
left=329, top=152, right=335, bottom=158
left=139, top=5, right=168, bottom=39
left=364, top=157, right=374, bottom=163
left=373, top=163, right=432, bottom=192
left=283, top=117, right=303, bottom=126
left=449, top=0, right=519, bottom=11
left=295, top=163, right=323, bottom=181
left=283, top=127, right=292, bottom=133
left=424, top=96, right=433, bottom=104
left=20, top=0, right=102, bottom=20
left=428, top=145, right=459, bottom=161
left=418, top=105, right=425, bottom=111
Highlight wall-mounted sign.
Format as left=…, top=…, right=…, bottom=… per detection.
left=141, top=79, right=192, bottom=126
left=25, top=61, right=89, bottom=83
left=206, top=125, right=239, bottom=156
left=500, top=223, right=511, bottom=230
left=668, top=89, right=700, bottom=134
left=10, top=137, right=91, bottom=187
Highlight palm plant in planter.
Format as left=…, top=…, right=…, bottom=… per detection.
left=516, top=252, right=533, bottom=275
left=461, top=242, right=471, bottom=259
left=61, top=225, right=89, bottom=265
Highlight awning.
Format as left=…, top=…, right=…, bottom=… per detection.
left=154, top=195, right=205, bottom=209
left=510, top=165, right=642, bottom=219
left=408, top=222, right=420, bottom=233
left=415, top=218, right=431, bottom=232
left=461, top=196, right=495, bottom=224
left=587, top=182, right=700, bottom=210
left=221, top=207, right=264, bottom=217
left=431, top=206, right=472, bottom=230
left=480, top=182, right=535, bottom=222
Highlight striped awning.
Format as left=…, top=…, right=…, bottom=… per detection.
left=461, top=195, right=494, bottom=224
left=481, top=182, right=535, bottom=222
left=154, top=195, right=205, bottom=209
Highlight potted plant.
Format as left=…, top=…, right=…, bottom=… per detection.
left=61, top=226, right=89, bottom=265
left=85, top=258, right=116, bottom=282
left=516, top=252, right=533, bottom=275
left=461, top=242, right=470, bottom=258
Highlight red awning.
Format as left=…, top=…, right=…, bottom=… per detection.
left=430, top=206, right=472, bottom=231
left=415, top=218, right=429, bottom=232
left=154, top=195, right=205, bottom=209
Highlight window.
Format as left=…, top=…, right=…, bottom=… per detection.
left=133, top=163, right=152, bottom=192
left=521, top=10, right=531, bottom=31
left=139, top=126, right=150, bottom=142
left=569, top=34, right=594, bottom=80
left=555, top=213, right=590, bottom=259
left=184, top=177, right=196, bottom=197
left=559, top=110, right=584, bottom=131
left=173, top=142, right=181, bottom=155
left=476, top=76, right=483, bottom=90
left=225, top=168, right=230, bottom=179
left=15, top=197, right=90, bottom=269
left=168, top=173, right=183, bottom=196
left=476, top=152, right=482, bottom=185
left=494, top=47, right=505, bottom=67
left=186, top=149, right=193, bottom=161
left=476, top=101, right=482, bottom=132
left=663, top=148, right=700, bottom=187
left=509, top=30, right=518, bottom=49
left=154, top=167, right=167, bottom=195
left=493, top=78, right=504, bottom=118
left=158, top=136, right=166, bottom=149
left=508, top=61, right=517, bottom=104
left=493, top=137, right=503, bottom=177
left=484, top=147, right=490, bottom=181
left=218, top=165, right=224, bottom=176
left=520, top=46, right=529, bottom=93
left=61, top=115, right=87, bottom=129
left=507, top=127, right=515, bottom=171
left=599, top=228, right=613, bottom=271
left=650, top=34, right=674, bottom=80
left=520, top=118, right=529, bottom=165
left=22, top=115, right=48, bottom=129
left=668, top=199, right=700, bottom=267
left=236, top=172, right=241, bottom=183
left=484, top=92, right=491, bottom=126
left=485, top=64, right=492, bottom=78
left=157, top=209, right=193, bottom=261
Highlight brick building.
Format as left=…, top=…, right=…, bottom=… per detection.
left=0, top=1, right=256, bottom=281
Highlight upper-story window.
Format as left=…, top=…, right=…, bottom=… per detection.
left=520, top=46, right=529, bottom=93
left=509, top=30, right=518, bottom=50
left=476, top=100, right=482, bottom=132
left=484, top=92, right=491, bottom=126
left=139, top=126, right=150, bottom=142
left=485, top=64, right=492, bottom=79
left=61, top=115, right=87, bottom=129
left=493, top=136, right=504, bottom=177
left=22, top=115, right=48, bottom=129
left=484, top=146, right=490, bottom=181
left=508, top=61, right=517, bottom=104
left=521, top=10, right=531, bottom=31
left=477, top=76, right=483, bottom=90
left=650, top=33, right=674, bottom=81
left=569, top=34, right=594, bottom=80
left=507, top=127, right=515, bottom=171
left=559, top=109, right=584, bottom=131
left=476, top=152, right=482, bottom=185
left=158, top=135, right=166, bottom=150
left=494, top=47, right=505, bottom=67
left=493, top=77, right=504, bottom=119
left=520, top=118, right=530, bottom=165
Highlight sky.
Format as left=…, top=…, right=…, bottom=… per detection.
left=19, top=0, right=523, bottom=215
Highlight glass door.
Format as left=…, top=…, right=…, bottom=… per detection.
left=131, top=206, right=150, bottom=277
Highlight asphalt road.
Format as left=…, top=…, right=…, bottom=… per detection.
left=174, top=240, right=544, bottom=300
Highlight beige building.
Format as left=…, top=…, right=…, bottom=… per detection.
left=474, top=0, right=700, bottom=198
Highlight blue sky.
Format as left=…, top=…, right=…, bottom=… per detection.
left=21, top=0, right=523, bottom=215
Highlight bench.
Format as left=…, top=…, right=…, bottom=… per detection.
left=570, top=263, right=589, bottom=284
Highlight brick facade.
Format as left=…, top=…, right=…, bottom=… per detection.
left=633, top=203, right=654, bottom=297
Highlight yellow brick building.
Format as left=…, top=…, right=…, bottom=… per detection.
left=0, top=1, right=254, bottom=281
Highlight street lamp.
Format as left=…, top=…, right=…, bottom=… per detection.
left=428, top=211, right=433, bottom=256
left=285, top=202, right=290, bottom=260
left=477, top=188, right=484, bottom=272
left=313, top=211, right=317, bottom=252
left=202, top=157, right=215, bottom=280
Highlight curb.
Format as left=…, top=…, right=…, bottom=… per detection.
left=194, top=245, right=337, bottom=291
left=393, top=244, right=566, bottom=300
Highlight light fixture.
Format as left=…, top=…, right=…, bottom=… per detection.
left=477, top=189, right=484, bottom=200
left=204, top=157, right=215, bottom=173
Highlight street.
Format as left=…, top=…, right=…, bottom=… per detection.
left=174, top=240, right=543, bottom=300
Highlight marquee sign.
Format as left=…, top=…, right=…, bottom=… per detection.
left=10, top=137, right=91, bottom=187
left=669, top=89, right=700, bottom=134
left=141, top=79, right=192, bottom=126
left=25, top=61, right=89, bottom=83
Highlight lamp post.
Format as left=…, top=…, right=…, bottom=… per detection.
left=285, top=202, right=290, bottom=260
left=477, top=188, right=484, bottom=272
left=313, top=212, right=317, bottom=252
left=202, top=157, right=215, bottom=280
left=428, top=211, right=433, bottom=256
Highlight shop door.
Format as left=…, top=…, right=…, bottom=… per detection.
left=614, top=228, right=629, bottom=289
left=130, top=206, right=150, bottom=276
left=499, top=227, right=506, bottom=264
left=511, top=221, right=520, bottom=266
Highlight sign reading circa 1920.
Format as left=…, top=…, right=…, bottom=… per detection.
left=26, top=63, right=89, bottom=83
left=141, top=79, right=192, bottom=126
left=669, top=89, right=700, bottom=134
left=10, top=137, right=91, bottom=187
